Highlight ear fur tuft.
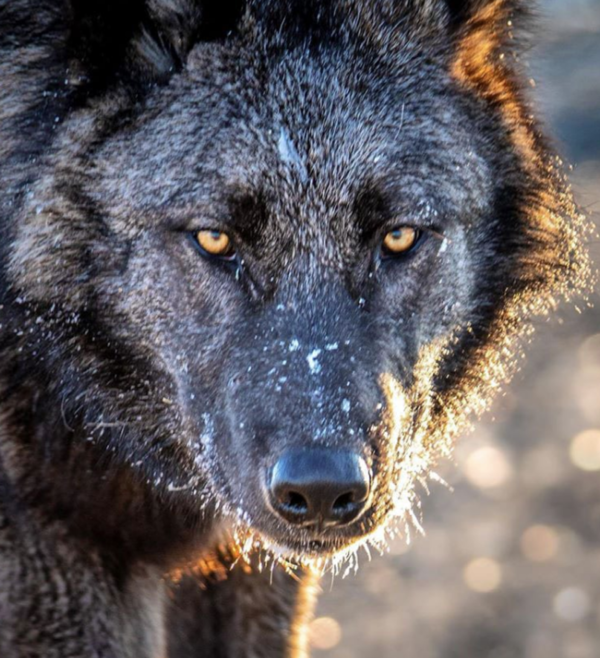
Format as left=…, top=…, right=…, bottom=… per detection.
left=442, top=0, right=526, bottom=32
left=445, top=0, right=531, bottom=87
left=66, top=0, right=150, bottom=90
left=69, top=0, right=245, bottom=88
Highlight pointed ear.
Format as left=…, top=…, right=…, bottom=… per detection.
left=446, top=0, right=536, bottom=166
left=67, top=0, right=203, bottom=85
left=444, top=0, right=530, bottom=88
left=144, top=0, right=244, bottom=59
left=442, top=0, right=527, bottom=33
left=69, top=0, right=244, bottom=87
left=66, top=0, right=150, bottom=88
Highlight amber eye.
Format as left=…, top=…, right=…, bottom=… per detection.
left=382, top=226, right=420, bottom=256
left=195, top=230, right=235, bottom=258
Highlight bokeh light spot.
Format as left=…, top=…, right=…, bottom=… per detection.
left=465, top=446, right=513, bottom=489
left=569, top=430, right=600, bottom=471
left=553, top=588, right=590, bottom=622
left=578, top=333, right=600, bottom=367
left=463, top=558, right=502, bottom=593
left=572, top=367, right=600, bottom=425
left=520, top=525, right=559, bottom=562
left=309, top=617, right=342, bottom=650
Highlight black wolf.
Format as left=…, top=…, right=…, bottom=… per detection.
left=0, top=0, right=592, bottom=656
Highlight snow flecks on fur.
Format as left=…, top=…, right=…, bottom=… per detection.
left=200, top=412, right=215, bottom=451
left=306, top=349, right=322, bottom=375
left=219, top=371, right=431, bottom=580
left=277, top=126, right=308, bottom=183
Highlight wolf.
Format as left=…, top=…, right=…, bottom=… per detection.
left=0, top=0, right=592, bottom=656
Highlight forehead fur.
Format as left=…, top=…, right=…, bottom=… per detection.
left=130, top=0, right=524, bottom=79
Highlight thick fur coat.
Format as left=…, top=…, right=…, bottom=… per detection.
left=0, top=0, right=592, bottom=656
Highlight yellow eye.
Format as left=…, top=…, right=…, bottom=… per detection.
left=382, top=226, right=420, bottom=255
left=196, top=230, right=235, bottom=257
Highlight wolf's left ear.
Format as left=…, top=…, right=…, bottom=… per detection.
left=439, top=0, right=529, bottom=90
left=442, top=0, right=525, bottom=32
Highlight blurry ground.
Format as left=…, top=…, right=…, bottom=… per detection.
left=309, top=2, right=600, bottom=657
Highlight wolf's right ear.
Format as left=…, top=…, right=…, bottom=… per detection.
left=68, top=0, right=245, bottom=88
left=143, top=0, right=245, bottom=64
left=66, top=0, right=153, bottom=89
left=67, top=0, right=201, bottom=86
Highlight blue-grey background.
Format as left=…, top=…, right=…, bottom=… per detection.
left=311, top=2, right=600, bottom=656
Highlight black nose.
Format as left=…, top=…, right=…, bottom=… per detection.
left=268, top=449, right=371, bottom=528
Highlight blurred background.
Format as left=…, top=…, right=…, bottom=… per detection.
left=309, top=2, right=600, bottom=656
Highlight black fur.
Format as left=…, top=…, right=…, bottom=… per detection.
left=0, top=1, right=592, bottom=656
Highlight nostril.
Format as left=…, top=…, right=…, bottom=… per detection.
left=267, top=448, right=371, bottom=528
left=283, top=491, right=308, bottom=513
left=332, top=491, right=355, bottom=512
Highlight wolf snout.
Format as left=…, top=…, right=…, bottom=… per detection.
left=267, top=448, right=371, bottom=529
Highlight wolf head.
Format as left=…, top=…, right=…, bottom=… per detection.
left=0, top=0, right=592, bottom=565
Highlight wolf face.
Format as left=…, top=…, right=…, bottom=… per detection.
left=0, top=0, right=591, bottom=566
